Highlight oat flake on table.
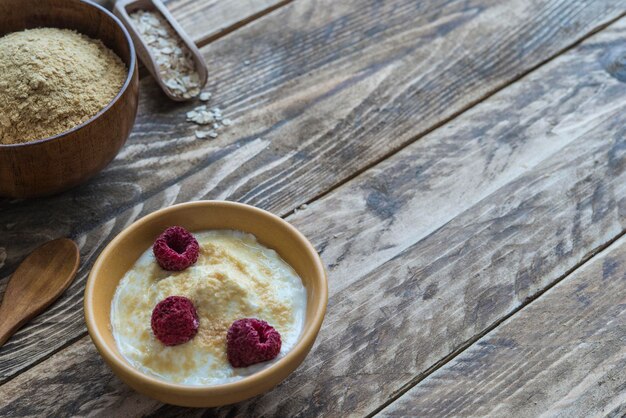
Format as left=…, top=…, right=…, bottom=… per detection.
left=130, top=11, right=235, bottom=140
left=186, top=102, right=234, bottom=140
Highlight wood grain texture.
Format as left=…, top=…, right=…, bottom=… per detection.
left=154, top=101, right=626, bottom=416
left=1, top=17, right=625, bottom=416
left=2, top=0, right=623, bottom=269
left=380, top=235, right=626, bottom=418
left=0, top=0, right=623, bottom=377
left=94, top=0, right=287, bottom=45
left=164, top=0, right=291, bottom=45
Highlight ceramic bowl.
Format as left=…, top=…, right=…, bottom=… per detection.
left=84, top=201, right=327, bottom=407
left=0, top=0, right=139, bottom=198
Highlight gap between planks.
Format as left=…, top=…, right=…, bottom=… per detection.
left=377, top=230, right=626, bottom=416
left=3, top=0, right=623, bottom=272
left=366, top=228, right=626, bottom=418
left=194, top=0, right=294, bottom=48
left=1, top=0, right=624, bottom=404
left=95, top=0, right=295, bottom=52
left=1, top=9, right=624, bottom=414
left=0, top=3, right=624, bottom=391
left=283, top=9, right=626, bottom=220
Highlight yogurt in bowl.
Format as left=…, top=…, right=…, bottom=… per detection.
left=85, top=200, right=327, bottom=407
left=111, top=229, right=307, bottom=386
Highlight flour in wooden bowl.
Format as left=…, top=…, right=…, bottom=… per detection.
left=0, top=28, right=127, bottom=145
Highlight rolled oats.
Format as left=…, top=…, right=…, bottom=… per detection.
left=130, top=10, right=202, bottom=99
left=187, top=99, right=235, bottom=140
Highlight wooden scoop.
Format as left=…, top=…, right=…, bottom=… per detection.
left=114, top=0, right=208, bottom=101
left=0, top=239, right=79, bottom=348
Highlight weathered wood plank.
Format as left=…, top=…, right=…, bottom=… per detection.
left=2, top=0, right=623, bottom=285
left=1, top=17, right=625, bottom=416
left=380, top=235, right=626, bottom=418
left=0, top=1, right=623, bottom=384
left=93, top=0, right=287, bottom=45
left=152, top=106, right=626, bottom=416
left=165, top=0, right=291, bottom=45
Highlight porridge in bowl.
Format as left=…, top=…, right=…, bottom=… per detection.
left=111, top=227, right=307, bottom=386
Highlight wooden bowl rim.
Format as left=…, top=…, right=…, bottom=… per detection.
left=0, top=0, right=137, bottom=149
left=84, top=200, right=328, bottom=399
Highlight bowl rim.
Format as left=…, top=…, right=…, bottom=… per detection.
left=0, top=0, right=137, bottom=149
left=84, top=200, right=328, bottom=395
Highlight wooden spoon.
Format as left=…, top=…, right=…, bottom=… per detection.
left=0, top=239, right=79, bottom=348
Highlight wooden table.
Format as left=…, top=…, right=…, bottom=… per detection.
left=1, top=0, right=626, bottom=416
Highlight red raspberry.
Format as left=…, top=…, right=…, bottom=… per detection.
left=151, top=296, right=199, bottom=346
left=153, top=226, right=199, bottom=271
left=226, top=318, right=282, bottom=368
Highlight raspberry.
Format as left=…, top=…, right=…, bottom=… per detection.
left=151, top=296, right=199, bottom=346
left=226, top=318, right=282, bottom=368
left=153, top=226, right=199, bottom=271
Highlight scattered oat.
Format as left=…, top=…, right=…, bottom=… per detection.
left=299, top=204, right=308, bottom=210
left=195, top=128, right=219, bottom=139
left=199, top=92, right=212, bottom=101
left=187, top=100, right=236, bottom=141
left=195, top=130, right=211, bottom=139
left=130, top=10, right=202, bottom=99
left=187, top=105, right=214, bottom=125
left=244, top=60, right=250, bottom=65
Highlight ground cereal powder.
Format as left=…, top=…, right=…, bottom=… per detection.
left=0, top=28, right=127, bottom=145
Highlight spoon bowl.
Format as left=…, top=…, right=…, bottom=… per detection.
left=0, top=239, right=79, bottom=348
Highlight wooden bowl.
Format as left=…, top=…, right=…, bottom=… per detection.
left=0, top=0, right=139, bottom=198
left=84, top=201, right=328, bottom=407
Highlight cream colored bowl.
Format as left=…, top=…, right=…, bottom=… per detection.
left=84, top=201, right=327, bottom=407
